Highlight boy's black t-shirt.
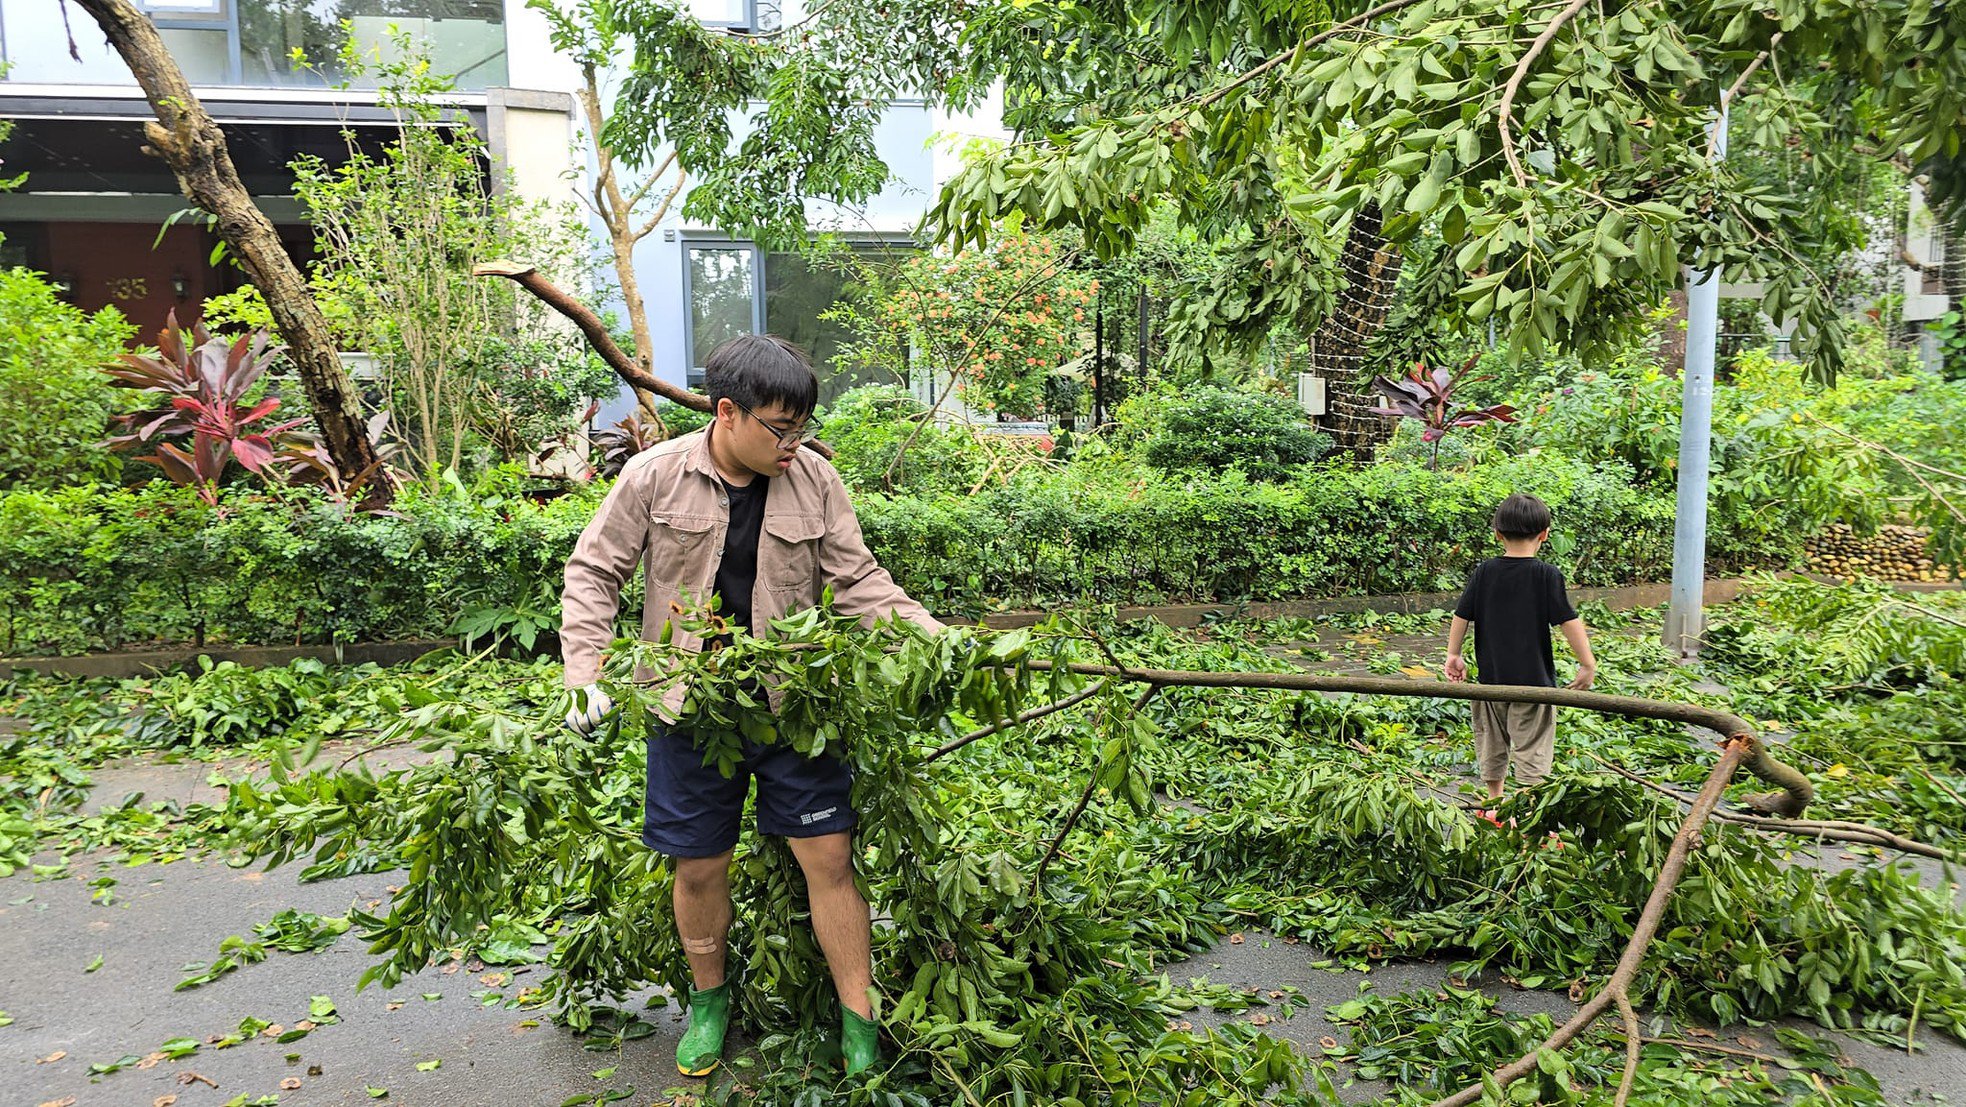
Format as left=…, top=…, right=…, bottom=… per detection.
left=1453, top=556, right=1578, bottom=687
left=714, top=476, right=768, bottom=632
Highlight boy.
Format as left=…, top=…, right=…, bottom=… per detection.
left=1443, top=493, right=1597, bottom=811
left=559, top=334, right=944, bottom=1078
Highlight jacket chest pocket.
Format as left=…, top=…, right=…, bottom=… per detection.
left=649, top=513, right=718, bottom=588
left=761, top=513, right=825, bottom=596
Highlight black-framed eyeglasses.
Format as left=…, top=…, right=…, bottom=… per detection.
left=730, top=398, right=822, bottom=448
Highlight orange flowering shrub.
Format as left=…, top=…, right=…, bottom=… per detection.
left=871, top=228, right=1093, bottom=418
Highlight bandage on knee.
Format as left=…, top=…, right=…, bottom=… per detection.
left=681, top=935, right=723, bottom=955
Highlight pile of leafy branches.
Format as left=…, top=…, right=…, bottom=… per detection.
left=204, top=595, right=1966, bottom=1105
left=0, top=653, right=566, bottom=870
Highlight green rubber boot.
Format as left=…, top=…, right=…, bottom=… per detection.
left=676, top=983, right=731, bottom=1077
left=842, top=1004, right=880, bottom=1076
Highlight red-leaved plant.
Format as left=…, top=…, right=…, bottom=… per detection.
left=278, top=410, right=401, bottom=507
left=1370, top=356, right=1518, bottom=469
left=105, top=312, right=304, bottom=502
left=589, top=412, right=665, bottom=479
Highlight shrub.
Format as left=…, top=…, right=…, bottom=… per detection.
left=0, top=267, right=136, bottom=488
left=819, top=385, right=990, bottom=495
left=0, top=451, right=1794, bottom=653
left=1130, top=385, right=1332, bottom=482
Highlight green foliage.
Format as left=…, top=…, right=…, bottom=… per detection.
left=934, top=0, right=1943, bottom=382
left=146, top=657, right=345, bottom=749
left=1702, top=576, right=1966, bottom=692
left=1327, top=987, right=1889, bottom=1105
left=0, top=447, right=1714, bottom=652
left=1932, top=310, right=1966, bottom=382
left=177, top=910, right=350, bottom=991
left=820, top=385, right=990, bottom=495
left=0, top=481, right=602, bottom=656
left=293, top=32, right=604, bottom=481
left=1127, top=384, right=1332, bottom=482
left=1515, top=341, right=1963, bottom=567
left=828, top=227, right=1095, bottom=417
left=0, top=266, right=137, bottom=488
left=574, top=0, right=977, bottom=248
left=653, top=399, right=712, bottom=438
left=193, top=598, right=1966, bottom=1103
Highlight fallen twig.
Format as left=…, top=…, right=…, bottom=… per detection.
left=925, top=680, right=1110, bottom=762
left=1036, top=686, right=1158, bottom=885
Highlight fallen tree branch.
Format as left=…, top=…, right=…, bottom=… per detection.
left=1430, top=737, right=1751, bottom=1107
left=1606, top=1031, right=1784, bottom=1065
left=1019, top=660, right=1810, bottom=815
left=1588, top=755, right=1961, bottom=862
left=474, top=260, right=834, bottom=460
left=1613, top=992, right=1641, bottom=1107
left=925, top=679, right=1110, bottom=762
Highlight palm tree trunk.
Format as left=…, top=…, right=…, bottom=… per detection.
left=1310, top=202, right=1403, bottom=462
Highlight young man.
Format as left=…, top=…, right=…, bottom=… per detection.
left=558, top=334, right=943, bottom=1078
left=1443, top=493, right=1597, bottom=814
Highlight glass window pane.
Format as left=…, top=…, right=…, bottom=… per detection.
left=687, top=0, right=747, bottom=23
left=157, top=27, right=233, bottom=83
left=689, top=247, right=756, bottom=373
left=237, top=0, right=508, bottom=88
left=764, top=249, right=911, bottom=406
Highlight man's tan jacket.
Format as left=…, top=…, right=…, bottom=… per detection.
left=560, top=427, right=943, bottom=712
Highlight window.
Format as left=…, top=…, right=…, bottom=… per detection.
left=684, top=241, right=917, bottom=402
left=763, top=248, right=915, bottom=406
left=685, top=244, right=760, bottom=385
left=11, top=0, right=506, bottom=88
left=688, top=0, right=777, bottom=32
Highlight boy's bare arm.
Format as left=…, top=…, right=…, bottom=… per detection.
left=1444, top=615, right=1470, bottom=681
left=1558, top=618, right=1597, bottom=690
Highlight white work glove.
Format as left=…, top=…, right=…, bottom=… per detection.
left=563, top=683, right=615, bottom=737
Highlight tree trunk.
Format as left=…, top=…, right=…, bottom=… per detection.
left=1653, top=286, right=1689, bottom=377
left=1311, top=202, right=1403, bottom=461
left=68, top=0, right=391, bottom=504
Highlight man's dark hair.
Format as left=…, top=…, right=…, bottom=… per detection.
left=1491, top=493, right=1552, bottom=540
left=703, top=335, right=819, bottom=420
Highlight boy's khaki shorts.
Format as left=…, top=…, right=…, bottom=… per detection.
left=1472, top=700, right=1556, bottom=785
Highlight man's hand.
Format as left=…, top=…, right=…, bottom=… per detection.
left=564, top=683, right=615, bottom=736
left=1566, top=662, right=1598, bottom=691
left=1443, top=653, right=1468, bottom=682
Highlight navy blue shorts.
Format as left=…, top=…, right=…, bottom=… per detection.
left=643, top=725, right=857, bottom=858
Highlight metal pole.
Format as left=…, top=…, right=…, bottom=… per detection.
left=1664, top=97, right=1728, bottom=658
left=1092, top=290, right=1105, bottom=429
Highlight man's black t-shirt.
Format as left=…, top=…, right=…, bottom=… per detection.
left=714, top=476, right=768, bottom=632
left=1453, top=556, right=1578, bottom=687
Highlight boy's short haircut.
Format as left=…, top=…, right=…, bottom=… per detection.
left=703, top=334, right=819, bottom=420
left=1492, top=493, right=1552, bottom=540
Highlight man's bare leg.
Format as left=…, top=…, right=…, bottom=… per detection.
left=673, top=849, right=735, bottom=987
left=786, top=832, right=872, bottom=1016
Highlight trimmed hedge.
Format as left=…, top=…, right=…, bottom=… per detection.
left=0, top=453, right=1781, bottom=657
left=858, top=453, right=1686, bottom=612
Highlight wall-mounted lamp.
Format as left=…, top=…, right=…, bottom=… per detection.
left=51, top=272, right=76, bottom=298
left=171, top=271, right=189, bottom=300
